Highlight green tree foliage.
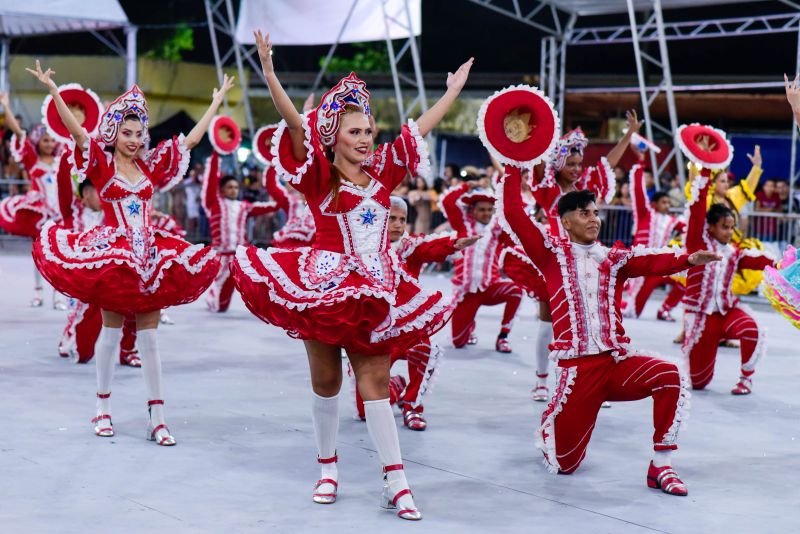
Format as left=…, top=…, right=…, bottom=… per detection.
left=322, top=43, right=390, bottom=73
left=145, top=25, right=195, bottom=63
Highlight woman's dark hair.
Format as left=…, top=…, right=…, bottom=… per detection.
left=220, top=175, right=239, bottom=188
left=78, top=180, right=95, bottom=198
left=707, top=203, right=734, bottom=225
left=433, top=177, right=446, bottom=194
left=558, top=190, right=596, bottom=217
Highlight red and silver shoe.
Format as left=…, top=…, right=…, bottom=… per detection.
left=531, top=385, right=549, bottom=402
left=647, top=461, right=688, bottom=496
left=313, top=453, right=338, bottom=504
left=381, top=464, right=422, bottom=520
left=495, top=337, right=512, bottom=353
left=121, top=350, right=142, bottom=367
left=146, top=400, right=176, bottom=446
left=656, top=309, right=676, bottom=322
left=92, top=392, right=114, bottom=437
left=30, top=288, right=43, bottom=308
left=731, top=376, right=752, bottom=395
left=402, top=407, right=427, bottom=431
left=467, top=334, right=478, bottom=346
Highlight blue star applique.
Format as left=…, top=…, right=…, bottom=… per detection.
left=127, top=201, right=141, bottom=216
left=360, top=208, right=377, bottom=226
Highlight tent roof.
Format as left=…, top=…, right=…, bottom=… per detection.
left=0, top=1, right=129, bottom=37
left=549, top=0, right=764, bottom=16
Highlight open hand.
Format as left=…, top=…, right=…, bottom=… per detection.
left=454, top=235, right=482, bottom=250
left=213, top=74, right=235, bottom=102
left=25, top=60, right=57, bottom=92
left=625, top=109, right=643, bottom=136
left=446, top=57, right=474, bottom=92
left=747, top=144, right=762, bottom=168
left=254, top=30, right=274, bottom=75
left=785, top=73, right=800, bottom=111
left=688, top=250, right=722, bottom=266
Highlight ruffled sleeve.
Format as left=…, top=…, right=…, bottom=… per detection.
left=70, top=132, right=113, bottom=190
left=366, top=119, right=431, bottom=190
left=576, top=156, right=615, bottom=205
left=263, top=165, right=290, bottom=213
left=142, top=134, right=191, bottom=192
left=270, top=113, right=325, bottom=197
left=10, top=132, right=38, bottom=171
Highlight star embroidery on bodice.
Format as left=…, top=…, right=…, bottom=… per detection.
left=360, top=208, right=377, bottom=226
left=45, top=174, right=53, bottom=184
left=128, top=201, right=141, bottom=216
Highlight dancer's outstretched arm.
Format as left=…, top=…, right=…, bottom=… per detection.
left=415, top=58, right=474, bottom=137
left=185, top=74, right=235, bottom=149
left=0, top=92, right=23, bottom=138
left=26, top=60, right=86, bottom=147
left=254, top=30, right=306, bottom=161
left=785, top=73, right=800, bottom=129
left=605, top=109, right=643, bottom=168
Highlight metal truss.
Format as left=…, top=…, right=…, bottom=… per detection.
left=539, top=13, right=576, bottom=121
left=465, top=0, right=564, bottom=36
left=204, top=0, right=257, bottom=136
left=626, top=0, right=684, bottom=185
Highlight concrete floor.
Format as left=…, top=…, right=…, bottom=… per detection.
left=0, top=250, right=798, bottom=533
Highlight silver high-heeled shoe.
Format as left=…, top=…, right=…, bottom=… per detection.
left=146, top=399, right=176, bottom=446
left=380, top=464, right=422, bottom=521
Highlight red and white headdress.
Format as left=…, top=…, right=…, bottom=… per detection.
left=253, top=124, right=279, bottom=165
left=476, top=84, right=560, bottom=169
left=461, top=187, right=496, bottom=206
left=675, top=123, right=733, bottom=170
left=208, top=115, right=242, bottom=155
left=312, top=72, right=371, bottom=147
left=553, top=128, right=588, bottom=171
left=41, top=83, right=103, bottom=144
left=28, top=123, right=49, bottom=146
left=98, top=85, right=149, bottom=147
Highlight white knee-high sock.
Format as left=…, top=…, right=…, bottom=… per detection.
left=364, top=399, right=416, bottom=510
left=535, top=321, right=553, bottom=385
left=95, top=326, right=122, bottom=414
left=312, top=392, right=340, bottom=481
left=33, top=265, right=42, bottom=289
left=137, top=328, right=168, bottom=429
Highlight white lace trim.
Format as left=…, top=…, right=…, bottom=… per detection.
left=9, top=132, right=27, bottom=164
left=597, top=157, right=615, bottom=205
left=536, top=365, right=576, bottom=474
left=659, top=368, right=692, bottom=448
left=148, top=134, right=191, bottom=193
left=270, top=113, right=315, bottom=185
left=675, top=123, right=734, bottom=170
left=406, top=119, right=431, bottom=180
left=370, top=288, right=451, bottom=344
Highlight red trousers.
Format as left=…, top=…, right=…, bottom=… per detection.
left=633, top=276, right=685, bottom=317
left=206, top=254, right=236, bottom=313
left=539, top=353, right=686, bottom=474
left=451, top=280, right=523, bottom=347
left=59, top=300, right=137, bottom=363
left=684, top=307, right=763, bottom=390
left=352, top=337, right=441, bottom=418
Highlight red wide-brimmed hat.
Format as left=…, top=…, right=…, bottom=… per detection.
left=208, top=115, right=242, bottom=155
left=477, top=85, right=560, bottom=168
left=675, top=123, right=733, bottom=170
left=253, top=124, right=279, bottom=165
left=41, top=83, right=103, bottom=144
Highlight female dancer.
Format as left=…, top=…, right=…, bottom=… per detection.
left=231, top=30, right=472, bottom=520
left=28, top=61, right=231, bottom=445
left=0, top=92, right=67, bottom=307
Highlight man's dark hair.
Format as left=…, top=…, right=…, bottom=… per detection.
left=558, top=190, right=596, bottom=217
left=652, top=191, right=669, bottom=203
left=78, top=180, right=95, bottom=199
left=707, top=203, right=734, bottom=225
left=220, top=175, right=239, bottom=188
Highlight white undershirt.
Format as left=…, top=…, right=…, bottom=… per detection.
left=571, top=242, right=609, bottom=354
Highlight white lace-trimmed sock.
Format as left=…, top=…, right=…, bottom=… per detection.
left=652, top=449, right=673, bottom=468
left=95, top=326, right=122, bottom=414
left=364, top=398, right=416, bottom=512
left=535, top=321, right=553, bottom=382
left=137, top=328, right=171, bottom=441
left=312, top=392, right=340, bottom=483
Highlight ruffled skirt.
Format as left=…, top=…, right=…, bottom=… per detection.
left=231, top=245, right=452, bottom=355
left=763, top=246, right=800, bottom=329
left=0, top=192, right=57, bottom=238
left=33, top=221, right=220, bottom=314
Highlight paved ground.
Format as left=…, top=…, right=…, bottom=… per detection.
left=0, top=249, right=798, bottom=533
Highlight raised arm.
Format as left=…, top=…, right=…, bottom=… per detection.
left=685, top=168, right=711, bottom=253
left=440, top=182, right=470, bottom=236
left=605, top=110, right=643, bottom=168
left=623, top=247, right=719, bottom=279
left=501, top=166, right=548, bottom=267
left=740, top=145, right=763, bottom=201
left=254, top=30, right=306, bottom=161
left=785, top=73, right=800, bottom=129
left=263, top=166, right=290, bottom=213
left=630, top=162, right=651, bottom=223
left=414, top=58, right=473, bottom=137
left=26, top=60, right=86, bottom=147
left=0, top=93, right=23, bottom=138
left=201, top=153, right=221, bottom=214
left=185, top=74, right=235, bottom=149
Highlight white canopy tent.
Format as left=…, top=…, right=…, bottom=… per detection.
left=0, top=1, right=136, bottom=92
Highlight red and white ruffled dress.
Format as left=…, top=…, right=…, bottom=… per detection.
left=32, top=135, right=220, bottom=315
left=0, top=133, right=64, bottom=238
left=232, top=118, right=451, bottom=355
